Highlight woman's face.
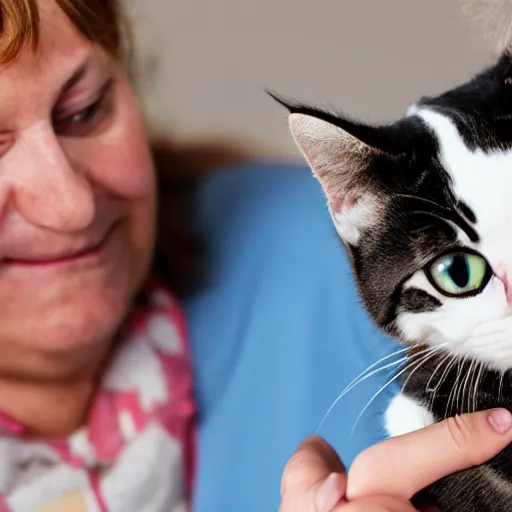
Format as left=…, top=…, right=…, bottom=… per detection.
left=0, top=0, right=156, bottom=377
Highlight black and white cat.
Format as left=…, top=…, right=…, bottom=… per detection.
left=271, top=46, right=512, bottom=511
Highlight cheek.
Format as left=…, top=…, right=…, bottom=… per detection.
left=96, top=123, right=155, bottom=199
left=65, top=80, right=156, bottom=200
left=92, top=126, right=155, bottom=198
left=399, top=275, right=508, bottom=340
left=442, top=276, right=509, bottom=334
left=66, top=80, right=157, bottom=287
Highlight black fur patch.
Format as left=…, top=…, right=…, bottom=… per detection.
left=402, top=354, right=512, bottom=511
left=457, top=200, right=477, bottom=224
left=399, top=287, right=441, bottom=313
left=418, top=52, right=512, bottom=153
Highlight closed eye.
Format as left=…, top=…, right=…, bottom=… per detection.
left=52, top=78, right=115, bottom=137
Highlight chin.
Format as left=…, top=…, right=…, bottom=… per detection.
left=40, top=287, right=131, bottom=353
left=10, top=267, right=142, bottom=354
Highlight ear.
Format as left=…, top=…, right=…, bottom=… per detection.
left=288, top=112, right=388, bottom=245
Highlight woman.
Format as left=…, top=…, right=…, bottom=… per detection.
left=0, top=0, right=507, bottom=511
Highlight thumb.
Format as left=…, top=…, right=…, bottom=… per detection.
left=280, top=435, right=346, bottom=512
left=347, top=407, right=512, bottom=501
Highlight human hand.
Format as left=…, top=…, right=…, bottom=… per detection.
left=279, top=408, right=512, bottom=511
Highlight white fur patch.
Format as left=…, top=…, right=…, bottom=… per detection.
left=331, top=194, right=380, bottom=245
left=385, top=392, right=435, bottom=438
left=413, top=108, right=512, bottom=256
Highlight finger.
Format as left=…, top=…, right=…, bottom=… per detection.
left=347, top=408, right=512, bottom=501
left=281, top=435, right=345, bottom=495
left=280, top=472, right=347, bottom=512
left=280, top=435, right=346, bottom=512
left=332, top=495, right=417, bottom=512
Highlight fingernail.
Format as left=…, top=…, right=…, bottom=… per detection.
left=315, top=473, right=342, bottom=512
left=488, top=408, right=512, bottom=434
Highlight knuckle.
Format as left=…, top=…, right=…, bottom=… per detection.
left=279, top=454, right=315, bottom=512
left=445, top=415, right=480, bottom=465
left=446, top=415, right=470, bottom=450
left=280, top=453, right=299, bottom=497
left=280, top=447, right=316, bottom=496
left=346, top=446, right=384, bottom=499
left=341, top=498, right=401, bottom=512
left=281, top=436, right=335, bottom=496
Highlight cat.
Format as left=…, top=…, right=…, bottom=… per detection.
left=269, top=48, right=512, bottom=511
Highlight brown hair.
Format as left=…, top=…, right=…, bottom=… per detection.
left=0, top=0, right=249, bottom=296
left=0, top=1, right=123, bottom=63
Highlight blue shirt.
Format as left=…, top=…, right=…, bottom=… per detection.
left=183, top=161, right=401, bottom=512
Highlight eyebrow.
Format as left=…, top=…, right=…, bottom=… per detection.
left=59, top=57, right=91, bottom=97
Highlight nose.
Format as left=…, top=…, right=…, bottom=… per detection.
left=495, top=270, right=512, bottom=304
left=9, top=124, right=95, bottom=232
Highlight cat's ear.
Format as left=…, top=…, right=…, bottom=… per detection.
left=287, top=112, right=391, bottom=245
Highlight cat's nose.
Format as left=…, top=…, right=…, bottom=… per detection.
left=495, top=270, right=512, bottom=304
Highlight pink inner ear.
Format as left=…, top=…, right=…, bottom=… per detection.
left=312, top=148, right=362, bottom=216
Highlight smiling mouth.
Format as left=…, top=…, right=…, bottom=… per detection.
left=5, top=222, right=120, bottom=267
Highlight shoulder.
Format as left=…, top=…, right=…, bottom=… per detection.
left=196, top=158, right=321, bottom=200
left=184, top=160, right=398, bottom=512
left=193, top=159, right=332, bottom=240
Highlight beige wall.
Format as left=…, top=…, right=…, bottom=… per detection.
left=126, top=0, right=497, bottom=157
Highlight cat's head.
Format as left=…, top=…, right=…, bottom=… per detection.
left=271, top=51, right=512, bottom=372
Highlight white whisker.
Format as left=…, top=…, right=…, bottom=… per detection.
left=472, top=363, right=484, bottom=413
left=446, top=359, right=463, bottom=418
left=337, top=356, right=409, bottom=401
left=350, top=345, right=446, bottom=437
left=463, top=360, right=475, bottom=414
left=499, top=370, right=505, bottom=401
left=426, top=352, right=451, bottom=391
left=401, top=346, right=447, bottom=396
left=315, top=347, right=411, bottom=434
left=455, top=357, right=469, bottom=414
left=338, top=346, right=411, bottom=396
left=428, top=353, right=456, bottom=411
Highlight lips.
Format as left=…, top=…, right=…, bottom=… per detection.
left=3, top=221, right=119, bottom=266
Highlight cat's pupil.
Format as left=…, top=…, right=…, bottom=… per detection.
left=447, top=254, right=469, bottom=288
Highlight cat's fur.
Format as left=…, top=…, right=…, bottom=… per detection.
left=270, top=49, right=512, bottom=511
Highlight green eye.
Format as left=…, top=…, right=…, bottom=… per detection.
left=427, top=252, right=492, bottom=297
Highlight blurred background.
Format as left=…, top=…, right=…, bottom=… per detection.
left=125, top=0, right=498, bottom=158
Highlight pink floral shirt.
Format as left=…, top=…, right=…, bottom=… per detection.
left=0, top=279, right=196, bottom=512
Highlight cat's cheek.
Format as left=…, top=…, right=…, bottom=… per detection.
left=396, top=309, right=469, bottom=349
left=476, top=274, right=508, bottom=310
left=396, top=276, right=508, bottom=347
left=445, top=275, right=509, bottom=334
